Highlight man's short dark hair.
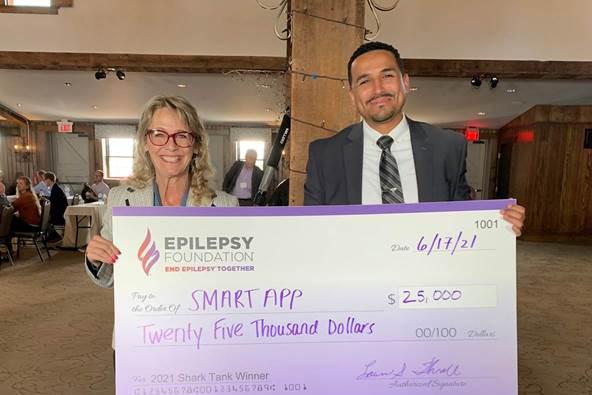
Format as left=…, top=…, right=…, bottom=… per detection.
left=347, top=41, right=405, bottom=85
left=44, top=171, right=56, bottom=182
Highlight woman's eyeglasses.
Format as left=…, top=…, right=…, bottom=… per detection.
left=146, top=129, right=196, bottom=148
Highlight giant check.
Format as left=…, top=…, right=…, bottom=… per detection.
left=113, top=200, right=517, bottom=395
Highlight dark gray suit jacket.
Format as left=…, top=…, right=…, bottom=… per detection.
left=222, top=161, right=264, bottom=200
left=304, top=118, right=470, bottom=205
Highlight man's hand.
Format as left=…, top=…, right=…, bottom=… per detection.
left=500, top=204, right=526, bottom=237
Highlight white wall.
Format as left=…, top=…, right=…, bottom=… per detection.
left=375, top=0, right=592, bottom=61
left=0, top=0, right=283, bottom=56
left=1, top=0, right=591, bottom=61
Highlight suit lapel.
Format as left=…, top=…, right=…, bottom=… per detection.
left=343, top=123, right=363, bottom=204
left=408, top=118, right=434, bottom=202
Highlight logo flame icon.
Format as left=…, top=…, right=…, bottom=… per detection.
left=137, top=229, right=160, bottom=276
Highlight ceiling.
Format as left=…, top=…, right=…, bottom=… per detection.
left=1, top=68, right=592, bottom=129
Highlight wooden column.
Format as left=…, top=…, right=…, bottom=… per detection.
left=288, top=0, right=364, bottom=205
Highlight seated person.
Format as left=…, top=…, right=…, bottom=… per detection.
left=81, top=183, right=98, bottom=203
left=90, top=170, right=110, bottom=200
left=43, top=171, right=68, bottom=227
left=11, top=176, right=41, bottom=232
left=0, top=182, right=10, bottom=209
left=33, top=170, right=51, bottom=197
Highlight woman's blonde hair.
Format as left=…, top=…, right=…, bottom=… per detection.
left=126, top=96, right=214, bottom=205
left=16, top=176, right=41, bottom=215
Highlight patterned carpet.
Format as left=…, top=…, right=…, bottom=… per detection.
left=0, top=241, right=591, bottom=395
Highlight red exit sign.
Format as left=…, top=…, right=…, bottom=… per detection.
left=57, top=121, right=73, bottom=133
left=464, top=127, right=480, bottom=142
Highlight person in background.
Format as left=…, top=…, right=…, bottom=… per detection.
left=6, top=172, right=24, bottom=196
left=0, top=171, right=6, bottom=195
left=0, top=182, right=10, bottom=209
left=33, top=170, right=51, bottom=197
left=43, top=171, right=68, bottom=228
left=89, top=170, right=110, bottom=200
left=222, top=149, right=263, bottom=206
left=11, top=176, right=41, bottom=232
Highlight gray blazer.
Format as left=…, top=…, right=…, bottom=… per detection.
left=304, top=118, right=470, bottom=205
left=85, top=183, right=238, bottom=288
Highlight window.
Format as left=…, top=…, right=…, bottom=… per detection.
left=237, top=140, right=265, bottom=169
left=102, top=138, right=134, bottom=179
left=8, top=0, right=51, bottom=5
left=0, top=0, right=72, bottom=14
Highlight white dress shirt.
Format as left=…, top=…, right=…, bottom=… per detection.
left=91, top=181, right=110, bottom=197
left=361, top=116, right=419, bottom=204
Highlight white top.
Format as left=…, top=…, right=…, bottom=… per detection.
left=91, top=181, right=110, bottom=197
left=34, top=181, right=50, bottom=196
left=361, top=116, right=419, bottom=204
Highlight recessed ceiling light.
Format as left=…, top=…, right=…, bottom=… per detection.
left=91, top=105, right=98, bottom=110
left=256, top=83, right=271, bottom=89
left=177, top=84, right=187, bottom=88
left=64, top=82, right=72, bottom=87
left=506, top=88, right=516, bottom=93
left=16, top=103, right=22, bottom=107
left=478, top=112, right=486, bottom=116
left=409, top=87, right=419, bottom=92
left=265, top=108, right=272, bottom=112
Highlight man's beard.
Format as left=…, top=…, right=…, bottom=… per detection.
left=370, top=107, right=397, bottom=124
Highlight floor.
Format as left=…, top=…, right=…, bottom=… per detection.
left=0, top=241, right=591, bottom=395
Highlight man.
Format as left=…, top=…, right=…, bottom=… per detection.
left=43, top=171, right=68, bottom=227
left=33, top=170, right=51, bottom=197
left=90, top=170, right=110, bottom=200
left=304, top=41, right=525, bottom=235
left=223, top=149, right=263, bottom=206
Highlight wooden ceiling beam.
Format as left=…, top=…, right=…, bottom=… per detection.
left=405, top=58, right=592, bottom=80
left=1, top=51, right=591, bottom=79
left=0, top=51, right=287, bottom=73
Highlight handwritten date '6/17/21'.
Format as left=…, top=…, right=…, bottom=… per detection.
left=415, top=220, right=498, bottom=256
left=416, top=232, right=476, bottom=255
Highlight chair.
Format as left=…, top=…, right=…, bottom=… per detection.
left=0, top=206, right=15, bottom=266
left=13, top=200, right=51, bottom=263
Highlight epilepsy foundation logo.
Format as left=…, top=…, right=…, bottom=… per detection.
left=137, top=229, right=160, bottom=276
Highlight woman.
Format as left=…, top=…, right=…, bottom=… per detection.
left=11, top=176, right=42, bottom=232
left=85, top=96, right=238, bottom=287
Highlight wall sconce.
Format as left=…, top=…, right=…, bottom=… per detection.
left=13, top=140, right=33, bottom=162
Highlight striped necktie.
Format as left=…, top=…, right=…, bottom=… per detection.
left=377, top=135, right=404, bottom=204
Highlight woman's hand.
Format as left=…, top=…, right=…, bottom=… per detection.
left=87, top=235, right=121, bottom=264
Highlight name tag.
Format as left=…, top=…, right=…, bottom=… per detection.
left=113, top=200, right=517, bottom=395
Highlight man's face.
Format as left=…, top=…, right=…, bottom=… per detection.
left=94, top=171, right=103, bottom=183
left=43, top=178, right=52, bottom=187
left=245, top=152, right=257, bottom=168
left=349, top=50, right=410, bottom=132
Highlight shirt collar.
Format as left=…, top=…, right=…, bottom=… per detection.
left=363, top=115, right=409, bottom=145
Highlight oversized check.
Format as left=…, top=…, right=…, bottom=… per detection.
left=113, top=199, right=517, bottom=395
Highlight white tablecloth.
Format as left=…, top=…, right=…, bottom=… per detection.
left=62, top=202, right=107, bottom=248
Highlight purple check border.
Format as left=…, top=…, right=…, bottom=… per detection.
left=113, top=199, right=515, bottom=217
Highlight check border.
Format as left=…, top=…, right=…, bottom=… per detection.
left=113, top=199, right=515, bottom=217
